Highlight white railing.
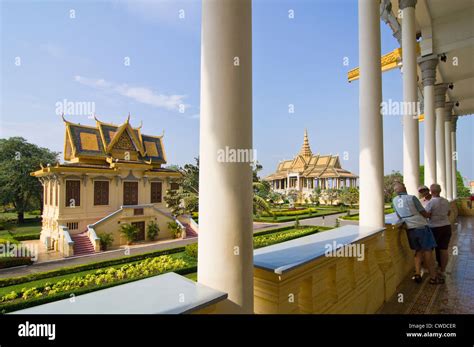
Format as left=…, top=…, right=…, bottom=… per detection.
left=189, top=217, right=199, bottom=234
left=87, top=226, right=101, bottom=252
left=59, top=225, right=74, bottom=257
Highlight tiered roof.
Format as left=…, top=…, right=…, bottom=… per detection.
left=63, top=115, right=166, bottom=165
left=265, top=131, right=358, bottom=181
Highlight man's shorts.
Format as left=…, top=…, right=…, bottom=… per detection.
left=431, top=224, right=452, bottom=250
left=406, top=225, right=437, bottom=251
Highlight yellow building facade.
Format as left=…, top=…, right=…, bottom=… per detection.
left=31, top=116, right=185, bottom=257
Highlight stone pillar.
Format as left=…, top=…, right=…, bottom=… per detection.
left=451, top=116, right=458, bottom=199
left=400, top=0, right=419, bottom=196
left=418, top=56, right=438, bottom=187
left=358, top=0, right=384, bottom=228
left=198, top=0, right=253, bottom=313
left=444, top=102, right=454, bottom=201
left=435, top=83, right=449, bottom=198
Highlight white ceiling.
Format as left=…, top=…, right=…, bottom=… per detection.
left=390, top=0, right=474, bottom=117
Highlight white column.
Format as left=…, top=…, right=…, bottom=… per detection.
left=198, top=0, right=253, bottom=313
left=444, top=102, right=454, bottom=201
left=358, top=0, right=384, bottom=228
left=418, top=56, right=438, bottom=187
left=400, top=0, right=420, bottom=196
left=451, top=116, right=458, bottom=199
left=435, top=83, right=449, bottom=198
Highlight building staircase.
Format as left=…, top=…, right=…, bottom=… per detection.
left=71, top=232, right=96, bottom=256
left=182, top=223, right=198, bottom=238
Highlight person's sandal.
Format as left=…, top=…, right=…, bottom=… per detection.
left=412, top=274, right=422, bottom=283
left=429, top=277, right=445, bottom=285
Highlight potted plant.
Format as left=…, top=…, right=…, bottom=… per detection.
left=167, top=221, right=183, bottom=239
left=146, top=221, right=160, bottom=241
left=120, top=223, right=138, bottom=245
left=98, top=233, right=114, bottom=251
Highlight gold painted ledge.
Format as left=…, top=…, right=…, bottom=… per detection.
left=253, top=223, right=413, bottom=314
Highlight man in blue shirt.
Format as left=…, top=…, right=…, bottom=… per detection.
left=392, top=182, right=443, bottom=284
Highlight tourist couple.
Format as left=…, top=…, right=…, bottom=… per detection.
left=392, top=182, right=451, bottom=285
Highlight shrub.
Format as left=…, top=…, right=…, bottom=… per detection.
left=98, top=233, right=114, bottom=251
left=12, top=233, right=40, bottom=241
left=120, top=224, right=138, bottom=245
left=253, top=227, right=322, bottom=249
left=0, top=218, right=16, bottom=231
left=168, top=221, right=182, bottom=239
left=185, top=243, right=198, bottom=259
left=0, top=257, right=33, bottom=269
left=146, top=221, right=160, bottom=241
left=0, top=247, right=187, bottom=288
left=294, top=217, right=300, bottom=229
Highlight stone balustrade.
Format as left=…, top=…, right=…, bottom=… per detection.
left=253, top=220, right=413, bottom=314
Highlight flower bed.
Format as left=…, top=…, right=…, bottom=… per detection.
left=0, top=253, right=196, bottom=313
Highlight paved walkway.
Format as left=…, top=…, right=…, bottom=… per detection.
left=0, top=212, right=352, bottom=278
left=379, top=216, right=474, bottom=314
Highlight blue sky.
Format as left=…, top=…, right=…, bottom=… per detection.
left=1, top=0, right=473, bottom=183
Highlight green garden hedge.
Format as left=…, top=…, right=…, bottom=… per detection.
left=0, top=246, right=186, bottom=288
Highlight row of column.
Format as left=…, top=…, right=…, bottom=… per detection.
left=359, top=0, right=459, bottom=230
left=273, top=177, right=357, bottom=190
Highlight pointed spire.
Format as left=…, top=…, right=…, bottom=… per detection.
left=299, top=129, right=312, bottom=157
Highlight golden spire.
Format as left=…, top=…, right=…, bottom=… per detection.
left=299, top=129, right=312, bottom=158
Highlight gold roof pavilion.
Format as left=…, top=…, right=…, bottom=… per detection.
left=265, top=130, right=358, bottom=191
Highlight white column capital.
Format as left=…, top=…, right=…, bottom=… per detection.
left=399, top=0, right=417, bottom=10
left=418, top=55, right=438, bottom=86
left=434, top=83, right=451, bottom=109
left=444, top=101, right=455, bottom=120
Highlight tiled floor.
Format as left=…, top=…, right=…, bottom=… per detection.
left=379, top=216, right=474, bottom=314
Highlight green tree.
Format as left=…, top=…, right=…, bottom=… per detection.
left=310, top=188, right=322, bottom=206
left=322, top=189, right=339, bottom=205
left=456, top=171, right=470, bottom=197
left=0, top=137, right=59, bottom=223
left=383, top=171, right=403, bottom=203
left=339, top=187, right=359, bottom=207
left=146, top=220, right=160, bottom=240
left=253, top=182, right=272, bottom=215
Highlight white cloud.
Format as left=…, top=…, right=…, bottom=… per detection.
left=74, top=75, right=187, bottom=111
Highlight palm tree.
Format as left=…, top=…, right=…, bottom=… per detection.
left=253, top=182, right=272, bottom=215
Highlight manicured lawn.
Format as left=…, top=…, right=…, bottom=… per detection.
left=0, top=211, right=41, bottom=221
left=184, top=272, right=198, bottom=281
left=254, top=208, right=344, bottom=223
left=0, top=221, right=41, bottom=241
left=340, top=208, right=395, bottom=221
left=0, top=253, right=193, bottom=298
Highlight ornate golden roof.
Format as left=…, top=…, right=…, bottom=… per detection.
left=62, top=115, right=167, bottom=166
left=265, top=131, right=358, bottom=181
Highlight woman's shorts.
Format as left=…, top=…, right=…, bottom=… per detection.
left=406, top=226, right=437, bottom=251
left=431, top=224, right=452, bottom=250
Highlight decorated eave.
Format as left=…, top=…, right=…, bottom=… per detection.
left=30, top=162, right=181, bottom=178
left=62, top=115, right=167, bottom=166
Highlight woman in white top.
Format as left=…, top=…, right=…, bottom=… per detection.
left=425, top=184, right=452, bottom=278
